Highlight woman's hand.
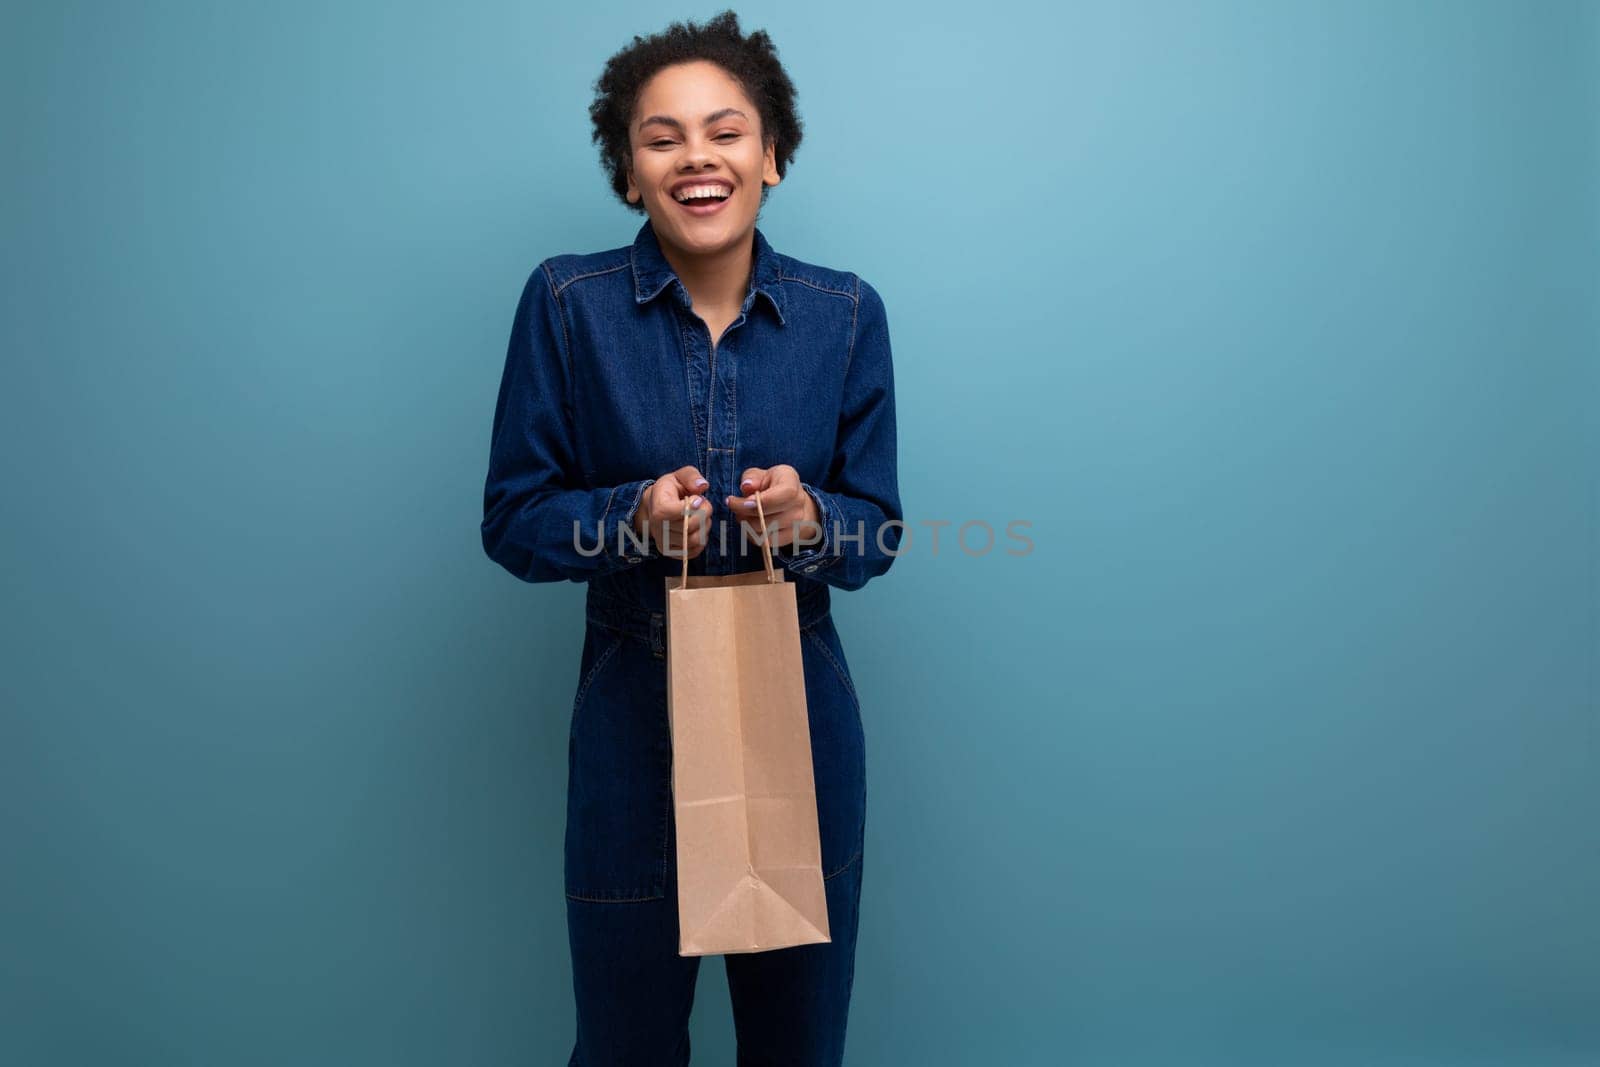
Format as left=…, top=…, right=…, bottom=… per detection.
left=726, top=464, right=823, bottom=550
left=634, top=466, right=714, bottom=559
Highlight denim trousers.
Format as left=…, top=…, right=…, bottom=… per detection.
left=565, top=582, right=867, bottom=1066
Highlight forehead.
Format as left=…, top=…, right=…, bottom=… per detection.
left=633, top=61, right=756, bottom=121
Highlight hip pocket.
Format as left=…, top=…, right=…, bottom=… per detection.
left=799, top=618, right=866, bottom=881
left=565, top=625, right=671, bottom=902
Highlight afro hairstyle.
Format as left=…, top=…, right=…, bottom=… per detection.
left=589, top=9, right=803, bottom=215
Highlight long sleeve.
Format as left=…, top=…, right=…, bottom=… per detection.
left=481, top=262, right=657, bottom=584
left=774, top=276, right=904, bottom=591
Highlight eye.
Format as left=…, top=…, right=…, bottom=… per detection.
left=647, top=132, right=739, bottom=149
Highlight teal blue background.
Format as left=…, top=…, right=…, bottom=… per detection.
left=4, top=1, right=1596, bottom=1064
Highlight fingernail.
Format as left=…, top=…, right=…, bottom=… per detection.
left=741, top=479, right=753, bottom=490
left=743, top=500, right=755, bottom=508
left=691, top=496, right=702, bottom=507
left=696, top=479, right=708, bottom=488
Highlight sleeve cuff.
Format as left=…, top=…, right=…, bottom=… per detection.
left=774, top=482, right=841, bottom=575
left=604, top=478, right=657, bottom=566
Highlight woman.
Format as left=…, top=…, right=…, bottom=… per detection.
left=480, top=11, right=902, bottom=1065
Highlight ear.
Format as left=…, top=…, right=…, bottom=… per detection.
left=763, top=138, right=781, bottom=189
left=625, top=162, right=640, bottom=204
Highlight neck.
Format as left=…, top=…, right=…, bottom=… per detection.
left=656, top=224, right=755, bottom=314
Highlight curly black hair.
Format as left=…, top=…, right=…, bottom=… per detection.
left=589, top=10, right=803, bottom=215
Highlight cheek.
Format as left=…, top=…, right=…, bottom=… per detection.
left=740, top=148, right=769, bottom=176
left=630, top=154, right=664, bottom=189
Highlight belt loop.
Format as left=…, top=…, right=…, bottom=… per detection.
left=649, top=612, right=665, bottom=659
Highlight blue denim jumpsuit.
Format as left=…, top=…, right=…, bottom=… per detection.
left=481, top=219, right=902, bottom=1066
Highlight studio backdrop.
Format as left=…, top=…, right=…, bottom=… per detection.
left=3, top=1, right=1596, bottom=1065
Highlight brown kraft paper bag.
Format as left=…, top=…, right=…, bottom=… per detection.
left=662, top=494, right=831, bottom=957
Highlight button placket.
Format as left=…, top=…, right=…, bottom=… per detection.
left=700, top=334, right=729, bottom=575
left=675, top=282, right=760, bottom=577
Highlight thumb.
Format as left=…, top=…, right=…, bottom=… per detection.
left=737, top=467, right=772, bottom=496
left=672, top=466, right=710, bottom=497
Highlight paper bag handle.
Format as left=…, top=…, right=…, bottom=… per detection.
left=678, top=491, right=779, bottom=586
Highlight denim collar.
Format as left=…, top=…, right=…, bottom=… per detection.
left=630, top=219, right=787, bottom=326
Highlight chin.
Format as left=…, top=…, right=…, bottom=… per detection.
left=666, top=213, right=750, bottom=244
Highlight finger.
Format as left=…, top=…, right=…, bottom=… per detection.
left=728, top=483, right=797, bottom=516
left=673, top=466, right=710, bottom=496
left=660, top=495, right=708, bottom=537
left=744, top=497, right=814, bottom=534
left=659, top=512, right=708, bottom=557
left=672, top=502, right=710, bottom=534
left=737, top=468, right=772, bottom=496
left=644, top=477, right=682, bottom=523
left=729, top=506, right=794, bottom=537
left=646, top=488, right=708, bottom=546
left=681, top=510, right=712, bottom=556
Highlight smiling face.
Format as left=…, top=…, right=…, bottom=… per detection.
left=625, top=60, right=781, bottom=257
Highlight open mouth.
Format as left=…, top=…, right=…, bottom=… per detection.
left=672, top=185, right=733, bottom=216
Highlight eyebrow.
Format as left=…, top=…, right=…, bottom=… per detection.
left=637, top=107, right=749, bottom=133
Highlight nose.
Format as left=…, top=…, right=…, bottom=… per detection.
left=680, top=134, right=720, bottom=170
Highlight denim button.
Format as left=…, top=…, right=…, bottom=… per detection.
left=626, top=556, right=641, bottom=563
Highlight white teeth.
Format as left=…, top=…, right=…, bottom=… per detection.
left=674, top=184, right=732, bottom=202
